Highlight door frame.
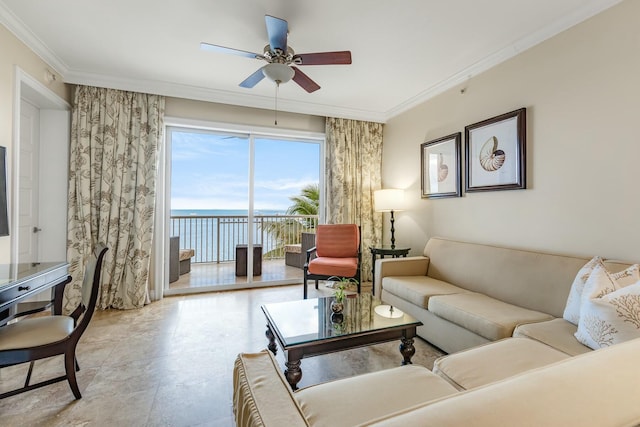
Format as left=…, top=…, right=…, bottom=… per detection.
left=11, top=67, right=70, bottom=264
left=154, top=117, right=325, bottom=298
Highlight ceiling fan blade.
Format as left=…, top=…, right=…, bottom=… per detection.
left=291, top=67, right=320, bottom=93
left=239, top=67, right=266, bottom=88
left=265, top=15, right=288, bottom=51
left=293, top=51, right=352, bottom=65
left=200, top=42, right=262, bottom=60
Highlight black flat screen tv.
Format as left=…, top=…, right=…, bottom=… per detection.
left=0, top=146, right=9, bottom=236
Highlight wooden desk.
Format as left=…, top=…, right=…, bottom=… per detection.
left=0, top=262, right=70, bottom=326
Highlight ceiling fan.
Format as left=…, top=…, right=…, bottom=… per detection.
left=200, top=15, right=352, bottom=93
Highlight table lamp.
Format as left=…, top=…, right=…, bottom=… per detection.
left=374, top=189, right=405, bottom=249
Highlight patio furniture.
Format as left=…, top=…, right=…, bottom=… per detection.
left=169, top=236, right=195, bottom=283
left=284, top=232, right=315, bottom=269
left=169, top=236, right=180, bottom=283
left=236, top=244, right=262, bottom=276
left=179, top=248, right=195, bottom=274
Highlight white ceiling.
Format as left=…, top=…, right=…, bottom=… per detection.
left=0, top=0, right=622, bottom=123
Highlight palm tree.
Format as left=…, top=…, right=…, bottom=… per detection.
left=286, top=184, right=319, bottom=228
left=260, top=184, right=319, bottom=258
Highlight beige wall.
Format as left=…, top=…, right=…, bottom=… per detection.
left=0, top=25, right=70, bottom=261
left=382, top=0, right=640, bottom=262
left=165, top=97, right=325, bottom=133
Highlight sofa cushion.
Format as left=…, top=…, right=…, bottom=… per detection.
left=575, top=264, right=640, bottom=349
left=428, top=293, right=553, bottom=341
left=366, top=338, right=640, bottom=427
left=563, top=258, right=639, bottom=325
left=381, top=276, right=467, bottom=309
left=295, top=364, right=457, bottom=427
left=422, top=237, right=595, bottom=318
left=308, top=256, right=358, bottom=277
left=433, top=338, right=570, bottom=390
left=513, top=318, right=591, bottom=356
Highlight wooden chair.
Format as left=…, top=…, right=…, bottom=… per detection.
left=303, top=224, right=361, bottom=299
left=0, top=244, right=109, bottom=400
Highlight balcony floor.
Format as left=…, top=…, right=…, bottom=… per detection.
left=168, top=259, right=372, bottom=294
left=169, top=259, right=302, bottom=290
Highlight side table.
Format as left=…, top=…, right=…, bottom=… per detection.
left=370, top=246, right=410, bottom=295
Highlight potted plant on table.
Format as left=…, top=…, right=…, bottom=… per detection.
left=328, top=276, right=358, bottom=314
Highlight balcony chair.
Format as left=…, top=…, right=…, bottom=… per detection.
left=303, top=224, right=361, bottom=299
left=0, top=243, right=109, bottom=400
left=285, top=232, right=316, bottom=269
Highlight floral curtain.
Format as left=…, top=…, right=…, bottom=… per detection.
left=325, top=117, right=383, bottom=282
left=65, top=85, right=165, bottom=311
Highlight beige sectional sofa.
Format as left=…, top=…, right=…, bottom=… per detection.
left=374, top=237, right=631, bottom=354
left=233, top=339, right=640, bottom=426
left=233, top=237, right=640, bottom=426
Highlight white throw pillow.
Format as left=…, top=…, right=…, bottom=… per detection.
left=563, top=256, right=604, bottom=325
left=563, top=258, right=639, bottom=325
left=574, top=264, right=640, bottom=349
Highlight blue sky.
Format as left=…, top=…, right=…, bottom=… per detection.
left=171, top=130, right=320, bottom=211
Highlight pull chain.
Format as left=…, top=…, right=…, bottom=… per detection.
left=274, top=82, right=279, bottom=126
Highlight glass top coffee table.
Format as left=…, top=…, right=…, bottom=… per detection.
left=261, top=293, right=422, bottom=389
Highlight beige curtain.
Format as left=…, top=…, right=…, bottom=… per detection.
left=325, top=117, right=383, bottom=282
left=65, top=85, right=165, bottom=311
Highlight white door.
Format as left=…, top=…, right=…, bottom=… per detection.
left=18, top=99, right=40, bottom=264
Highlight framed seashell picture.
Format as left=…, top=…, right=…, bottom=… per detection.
left=421, top=132, right=461, bottom=198
left=465, top=108, right=526, bottom=192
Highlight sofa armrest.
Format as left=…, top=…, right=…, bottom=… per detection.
left=374, top=256, right=430, bottom=296
left=233, top=351, right=308, bottom=427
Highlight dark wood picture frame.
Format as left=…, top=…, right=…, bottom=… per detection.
left=421, top=132, right=461, bottom=199
left=465, top=108, right=526, bottom=192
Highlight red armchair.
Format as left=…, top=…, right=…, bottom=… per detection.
left=303, top=224, right=361, bottom=299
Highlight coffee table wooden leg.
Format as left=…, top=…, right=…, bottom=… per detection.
left=284, top=359, right=302, bottom=390
left=265, top=325, right=277, bottom=355
left=400, top=336, right=416, bottom=365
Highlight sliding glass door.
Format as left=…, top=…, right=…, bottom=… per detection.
left=165, top=125, right=322, bottom=293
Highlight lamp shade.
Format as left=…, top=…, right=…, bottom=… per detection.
left=262, top=63, right=295, bottom=84
left=374, top=189, right=405, bottom=212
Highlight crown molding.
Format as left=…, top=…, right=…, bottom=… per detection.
left=383, top=0, right=624, bottom=121
left=1, top=0, right=623, bottom=124
left=64, top=70, right=387, bottom=123
left=0, top=1, right=68, bottom=75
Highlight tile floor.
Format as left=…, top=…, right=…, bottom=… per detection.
left=0, top=284, right=444, bottom=426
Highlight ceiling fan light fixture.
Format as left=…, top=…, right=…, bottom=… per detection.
left=262, top=63, right=294, bottom=84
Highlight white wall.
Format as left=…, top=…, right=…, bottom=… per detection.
left=382, top=0, right=640, bottom=261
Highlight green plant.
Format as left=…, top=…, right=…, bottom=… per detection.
left=258, top=183, right=319, bottom=258
left=328, top=276, right=358, bottom=303
left=286, top=184, right=319, bottom=229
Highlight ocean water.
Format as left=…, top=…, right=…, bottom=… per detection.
left=170, top=209, right=289, bottom=263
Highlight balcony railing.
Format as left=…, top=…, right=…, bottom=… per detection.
left=170, top=214, right=318, bottom=263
